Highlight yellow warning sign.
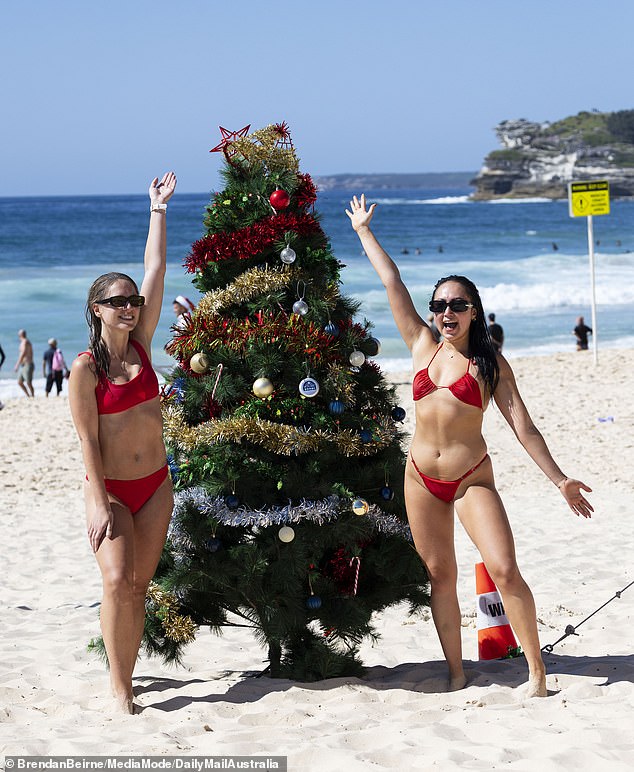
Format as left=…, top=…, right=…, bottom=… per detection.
left=568, top=180, right=610, bottom=217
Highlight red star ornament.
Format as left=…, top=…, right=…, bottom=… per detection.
left=209, top=124, right=251, bottom=159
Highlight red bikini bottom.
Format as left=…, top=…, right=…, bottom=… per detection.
left=409, top=452, right=489, bottom=503
left=88, top=464, right=169, bottom=515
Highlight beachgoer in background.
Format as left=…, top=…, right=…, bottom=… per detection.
left=488, top=313, right=504, bottom=354
left=68, top=171, right=177, bottom=714
left=14, top=329, right=35, bottom=397
left=173, top=294, right=196, bottom=329
left=43, top=338, right=68, bottom=396
left=426, top=312, right=441, bottom=343
left=573, top=316, right=592, bottom=351
left=347, top=194, right=592, bottom=698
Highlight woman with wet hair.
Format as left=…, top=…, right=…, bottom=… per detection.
left=69, top=172, right=176, bottom=713
left=347, top=194, right=592, bottom=698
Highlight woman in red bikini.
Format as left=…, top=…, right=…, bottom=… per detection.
left=347, top=194, right=593, bottom=698
left=69, top=171, right=177, bottom=713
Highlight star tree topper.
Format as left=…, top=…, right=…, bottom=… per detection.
left=209, top=124, right=251, bottom=163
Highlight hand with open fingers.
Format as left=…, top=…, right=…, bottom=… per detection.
left=560, top=477, right=593, bottom=518
left=149, top=171, right=177, bottom=205
left=345, top=193, right=377, bottom=232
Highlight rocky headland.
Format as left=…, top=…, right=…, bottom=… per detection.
left=470, top=109, right=634, bottom=200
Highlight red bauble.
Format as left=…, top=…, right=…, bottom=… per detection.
left=269, top=189, right=290, bottom=210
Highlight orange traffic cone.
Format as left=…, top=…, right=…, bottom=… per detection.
left=475, top=562, right=518, bottom=660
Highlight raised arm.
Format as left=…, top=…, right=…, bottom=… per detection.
left=493, top=356, right=593, bottom=518
left=134, top=171, right=177, bottom=348
left=346, top=194, right=429, bottom=351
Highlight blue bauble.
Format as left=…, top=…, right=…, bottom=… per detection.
left=329, top=399, right=345, bottom=415
left=391, top=406, right=406, bottom=422
left=306, top=595, right=322, bottom=610
left=205, top=537, right=222, bottom=552
left=365, top=337, right=381, bottom=357
left=380, top=485, right=395, bottom=501
left=324, top=322, right=340, bottom=337
left=225, top=494, right=240, bottom=510
left=172, top=377, right=185, bottom=403
left=167, top=454, right=179, bottom=480
left=359, top=429, right=372, bottom=443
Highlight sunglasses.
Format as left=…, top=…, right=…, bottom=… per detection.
left=96, top=294, right=145, bottom=308
left=429, top=298, right=474, bottom=314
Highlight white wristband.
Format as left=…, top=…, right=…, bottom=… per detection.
left=150, top=202, right=167, bottom=213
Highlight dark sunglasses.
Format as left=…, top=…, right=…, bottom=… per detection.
left=429, top=298, right=474, bottom=314
left=96, top=294, right=145, bottom=308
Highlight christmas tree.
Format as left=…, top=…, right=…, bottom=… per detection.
left=145, top=123, right=429, bottom=680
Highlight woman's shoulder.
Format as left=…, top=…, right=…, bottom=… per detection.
left=411, top=331, right=440, bottom=366
left=71, top=351, right=98, bottom=381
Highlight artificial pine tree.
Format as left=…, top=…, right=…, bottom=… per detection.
left=145, top=123, right=429, bottom=680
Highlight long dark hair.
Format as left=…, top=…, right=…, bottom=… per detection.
left=85, top=272, right=139, bottom=381
left=432, top=275, right=500, bottom=396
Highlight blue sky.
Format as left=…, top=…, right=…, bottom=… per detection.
left=2, top=0, right=633, bottom=196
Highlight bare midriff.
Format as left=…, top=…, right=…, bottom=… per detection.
left=98, top=397, right=166, bottom=479
left=410, top=389, right=488, bottom=480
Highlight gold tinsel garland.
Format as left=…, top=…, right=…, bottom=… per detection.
left=163, top=404, right=395, bottom=457
left=197, top=265, right=303, bottom=317
left=231, top=125, right=300, bottom=173
left=146, top=582, right=198, bottom=643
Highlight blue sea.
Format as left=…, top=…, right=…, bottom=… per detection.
left=1, top=188, right=633, bottom=382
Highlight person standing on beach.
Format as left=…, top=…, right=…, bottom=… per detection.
left=347, top=194, right=592, bottom=698
left=488, top=313, right=504, bottom=354
left=43, top=338, right=68, bottom=397
left=0, top=341, right=5, bottom=370
left=573, top=316, right=592, bottom=351
left=68, top=172, right=177, bottom=714
left=14, top=329, right=35, bottom=397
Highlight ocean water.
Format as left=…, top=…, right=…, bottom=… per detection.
left=1, top=188, right=633, bottom=383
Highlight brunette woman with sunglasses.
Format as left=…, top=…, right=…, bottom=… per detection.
left=68, top=172, right=176, bottom=713
left=347, top=194, right=592, bottom=698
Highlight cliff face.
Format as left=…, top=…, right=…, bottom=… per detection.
left=471, top=111, right=634, bottom=200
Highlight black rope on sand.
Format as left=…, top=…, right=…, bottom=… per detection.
left=541, top=579, right=634, bottom=654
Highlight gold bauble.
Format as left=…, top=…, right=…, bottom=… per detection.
left=190, top=352, right=210, bottom=374
left=253, top=377, right=274, bottom=397
left=352, top=498, right=369, bottom=516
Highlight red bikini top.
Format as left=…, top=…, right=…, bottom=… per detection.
left=80, top=339, right=159, bottom=415
left=413, top=343, right=482, bottom=409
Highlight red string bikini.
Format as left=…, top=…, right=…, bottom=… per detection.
left=411, top=343, right=487, bottom=502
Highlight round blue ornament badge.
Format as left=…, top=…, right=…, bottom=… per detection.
left=298, top=377, right=320, bottom=398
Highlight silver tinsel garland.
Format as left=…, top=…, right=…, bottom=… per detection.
left=170, top=486, right=412, bottom=541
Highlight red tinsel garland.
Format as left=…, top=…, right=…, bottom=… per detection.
left=295, top=174, right=318, bottom=210
left=186, top=212, right=325, bottom=273
left=169, top=311, right=337, bottom=368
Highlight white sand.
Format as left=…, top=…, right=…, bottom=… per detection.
left=1, top=350, right=633, bottom=769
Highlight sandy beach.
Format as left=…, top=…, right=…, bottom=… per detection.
left=1, top=350, right=633, bottom=770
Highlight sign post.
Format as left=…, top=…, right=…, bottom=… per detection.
left=568, top=180, right=610, bottom=365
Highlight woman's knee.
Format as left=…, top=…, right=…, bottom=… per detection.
left=102, top=570, right=148, bottom=602
left=102, top=569, right=133, bottom=601
left=486, top=560, right=522, bottom=592
left=418, top=554, right=458, bottom=592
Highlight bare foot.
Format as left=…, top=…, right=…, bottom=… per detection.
left=525, top=672, right=547, bottom=698
left=448, top=672, right=468, bottom=692
left=110, top=691, right=135, bottom=714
